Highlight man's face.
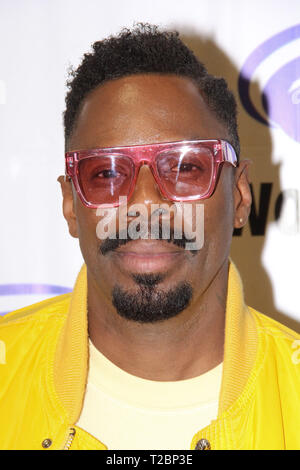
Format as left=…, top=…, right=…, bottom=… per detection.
left=60, top=74, right=250, bottom=323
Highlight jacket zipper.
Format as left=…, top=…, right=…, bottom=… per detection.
left=63, top=427, right=76, bottom=450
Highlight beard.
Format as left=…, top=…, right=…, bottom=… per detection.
left=112, top=273, right=193, bottom=323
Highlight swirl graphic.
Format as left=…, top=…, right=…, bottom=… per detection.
left=238, top=24, right=300, bottom=142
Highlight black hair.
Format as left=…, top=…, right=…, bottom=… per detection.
left=63, top=23, right=240, bottom=159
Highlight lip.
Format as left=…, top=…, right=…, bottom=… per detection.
left=111, top=240, right=186, bottom=273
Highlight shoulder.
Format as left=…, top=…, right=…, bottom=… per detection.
left=0, top=294, right=71, bottom=363
left=0, top=293, right=71, bottom=327
left=250, top=307, right=300, bottom=375
left=0, top=294, right=72, bottom=447
left=251, top=308, right=300, bottom=342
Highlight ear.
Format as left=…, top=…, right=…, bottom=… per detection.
left=57, top=176, right=79, bottom=238
left=233, top=160, right=252, bottom=229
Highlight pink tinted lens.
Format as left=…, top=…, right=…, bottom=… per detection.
left=78, top=155, right=134, bottom=205
left=156, top=146, right=214, bottom=198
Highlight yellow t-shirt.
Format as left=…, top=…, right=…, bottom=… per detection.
left=76, top=340, right=223, bottom=450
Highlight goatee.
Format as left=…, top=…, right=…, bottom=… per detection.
left=112, top=273, right=193, bottom=323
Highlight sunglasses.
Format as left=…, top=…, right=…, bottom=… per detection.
left=65, top=139, right=237, bottom=208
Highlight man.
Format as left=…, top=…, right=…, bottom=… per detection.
left=0, top=24, right=299, bottom=451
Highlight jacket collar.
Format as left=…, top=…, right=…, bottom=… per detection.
left=53, top=261, right=258, bottom=423
left=218, top=261, right=258, bottom=414
left=53, top=263, right=88, bottom=424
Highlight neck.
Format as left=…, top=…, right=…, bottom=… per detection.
left=87, top=260, right=228, bottom=381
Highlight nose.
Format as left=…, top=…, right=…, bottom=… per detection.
left=127, top=164, right=172, bottom=218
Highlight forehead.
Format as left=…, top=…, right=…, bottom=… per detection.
left=68, top=74, right=229, bottom=150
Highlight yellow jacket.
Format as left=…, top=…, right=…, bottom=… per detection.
left=0, top=262, right=300, bottom=450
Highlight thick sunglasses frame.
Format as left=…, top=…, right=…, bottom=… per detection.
left=65, top=139, right=238, bottom=208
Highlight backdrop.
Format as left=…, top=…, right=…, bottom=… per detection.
left=1, top=0, right=299, bottom=331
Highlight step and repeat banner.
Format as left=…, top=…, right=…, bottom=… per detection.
left=0, top=0, right=299, bottom=329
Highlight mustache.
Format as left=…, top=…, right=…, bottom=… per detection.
left=100, top=225, right=198, bottom=256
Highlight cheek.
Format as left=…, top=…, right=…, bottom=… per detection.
left=76, top=204, right=121, bottom=262
left=201, top=173, right=235, bottom=259
left=75, top=204, right=101, bottom=264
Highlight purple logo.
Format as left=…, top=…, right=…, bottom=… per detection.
left=239, top=24, right=300, bottom=142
